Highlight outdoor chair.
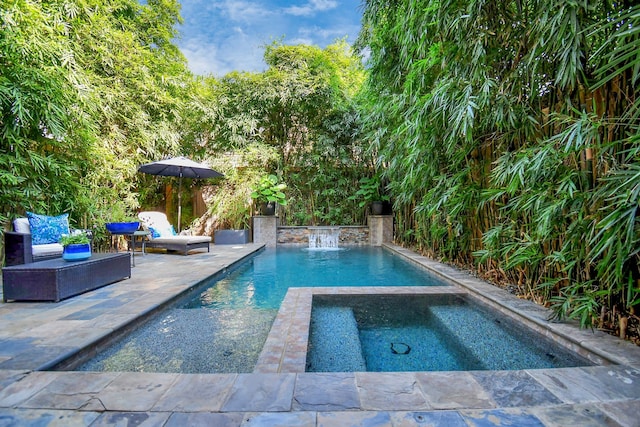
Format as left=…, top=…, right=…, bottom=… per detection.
left=137, top=211, right=211, bottom=255
left=4, top=213, right=91, bottom=266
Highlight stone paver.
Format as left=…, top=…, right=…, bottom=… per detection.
left=221, top=373, right=296, bottom=412
left=152, top=373, right=237, bottom=412
left=416, top=371, right=495, bottom=410
left=164, top=412, right=245, bottom=427
left=356, top=372, right=430, bottom=411
left=530, top=403, right=623, bottom=427
left=94, top=372, right=179, bottom=412
left=317, top=411, right=393, bottom=427
left=0, top=243, right=638, bottom=425
left=389, top=411, right=469, bottom=427
left=0, top=370, right=60, bottom=407
left=89, top=411, right=171, bottom=426
left=471, top=370, right=563, bottom=408
left=459, top=407, right=547, bottom=427
left=293, top=372, right=360, bottom=411
left=242, top=412, right=317, bottom=426
left=0, top=409, right=102, bottom=426
left=22, top=371, right=119, bottom=411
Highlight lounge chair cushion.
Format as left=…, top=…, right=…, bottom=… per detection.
left=148, top=236, right=211, bottom=245
left=149, top=224, right=177, bottom=238
left=13, top=217, right=31, bottom=234
left=138, top=212, right=178, bottom=239
left=32, top=242, right=64, bottom=258
left=26, top=212, right=70, bottom=245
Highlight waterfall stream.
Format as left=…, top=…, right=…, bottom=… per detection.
left=308, top=227, right=341, bottom=249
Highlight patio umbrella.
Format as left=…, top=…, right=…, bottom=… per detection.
left=138, top=156, right=224, bottom=232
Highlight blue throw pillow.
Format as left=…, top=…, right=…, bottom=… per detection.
left=27, top=212, right=70, bottom=245
left=148, top=227, right=161, bottom=238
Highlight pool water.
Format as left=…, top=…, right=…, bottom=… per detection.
left=185, top=246, right=443, bottom=310
left=306, top=295, right=592, bottom=372
left=78, top=247, right=441, bottom=373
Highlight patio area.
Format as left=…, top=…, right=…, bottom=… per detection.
left=0, top=244, right=639, bottom=426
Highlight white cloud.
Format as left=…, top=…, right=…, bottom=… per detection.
left=180, top=35, right=267, bottom=76
left=215, top=0, right=274, bottom=24
left=298, top=25, right=353, bottom=41
left=288, top=36, right=314, bottom=45
left=284, top=0, right=338, bottom=17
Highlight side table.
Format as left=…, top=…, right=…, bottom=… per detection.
left=108, top=230, right=150, bottom=267
left=128, top=230, right=150, bottom=265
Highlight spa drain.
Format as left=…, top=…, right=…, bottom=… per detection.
left=390, top=342, right=411, bottom=355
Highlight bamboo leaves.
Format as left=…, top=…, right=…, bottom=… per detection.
left=359, top=0, right=640, bottom=331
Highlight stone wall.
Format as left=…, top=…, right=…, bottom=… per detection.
left=277, top=226, right=369, bottom=246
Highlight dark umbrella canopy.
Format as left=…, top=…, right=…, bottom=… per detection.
left=138, top=156, right=224, bottom=179
left=138, top=156, right=224, bottom=231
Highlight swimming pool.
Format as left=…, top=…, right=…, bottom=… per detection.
left=78, top=246, right=442, bottom=373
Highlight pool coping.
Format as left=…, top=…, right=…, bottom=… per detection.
left=0, top=244, right=639, bottom=425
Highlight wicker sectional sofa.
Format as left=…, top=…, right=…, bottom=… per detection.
left=4, top=217, right=66, bottom=266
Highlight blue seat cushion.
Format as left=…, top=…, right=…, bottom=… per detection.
left=27, top=212, right=70, bottom=245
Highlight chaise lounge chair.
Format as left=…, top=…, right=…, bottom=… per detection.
left=138, top=211, right=211, bottom=255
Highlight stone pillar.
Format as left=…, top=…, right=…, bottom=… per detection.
left=253, top=216, right=278, bottom=247
left=368, top=215, right=393, bottom=246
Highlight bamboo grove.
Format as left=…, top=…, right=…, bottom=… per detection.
left=1, top=1, right=369, bottom=249
left=357, top=0, right=640, bottom=332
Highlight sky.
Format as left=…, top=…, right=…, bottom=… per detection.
left=175, top=0, right=364, bottom=76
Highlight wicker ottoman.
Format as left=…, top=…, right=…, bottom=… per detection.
left=2, top=253, right=131, bottom=302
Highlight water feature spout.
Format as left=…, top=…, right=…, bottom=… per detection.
left=308, top=227, right=341, bottom=249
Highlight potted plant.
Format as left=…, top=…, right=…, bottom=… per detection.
left=105, top=205, right=140, bottom=234
left=214, top=194, right=252, bottom=244
left=251, top=174, right=287, bottom=215
left=59, top=230, right=92, bottom=261
left=353, top=175, right=390, bottom=215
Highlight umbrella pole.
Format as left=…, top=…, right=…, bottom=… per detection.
left=177, top=171, right=182, bottom=233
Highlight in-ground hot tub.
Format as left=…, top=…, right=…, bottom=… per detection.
left=306, top=293, right=593, bottom=372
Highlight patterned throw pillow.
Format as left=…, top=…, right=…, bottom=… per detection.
left=26, top=212, right=70, bottom=245
left=147, top=227, right=161, bottom=239
left=154, top=225, right=177, bottom=238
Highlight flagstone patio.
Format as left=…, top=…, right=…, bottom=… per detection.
left=0, top=243, right=639, bottom=426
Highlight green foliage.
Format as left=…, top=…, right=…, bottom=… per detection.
left=358, top=0, right=640, bottom=329
left=352, top=175, right=390, bottom=207
left=0, top=1, right=366, bottom=253
left=251, top=175, right=287, bottom=206
left=0, top=0, right=191, bottom=257
left=59, top=231, right=91, bottom=246
left=0, top=0, right=91, bottom=225
left=194, top=41, right=369, bottom=227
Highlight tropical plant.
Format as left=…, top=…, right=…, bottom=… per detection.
left=251, top=175, right=287, bottom=206
left=352, top=175, right=389, bottom=207
left=0, top=0, right=193, bottom=258
left=191, top=41, right=368, bottom=227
